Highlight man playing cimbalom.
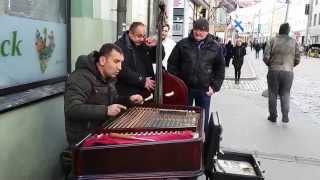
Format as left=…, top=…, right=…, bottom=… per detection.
left=64, top=43, right=143, bottom=147
left=263, top=23, right=300, bottom=123
left=167, top=18, right=225, bottom=131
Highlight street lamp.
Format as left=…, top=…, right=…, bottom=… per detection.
left=284, top=0, right=290, bottom=22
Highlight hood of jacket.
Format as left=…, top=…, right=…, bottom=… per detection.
left=75, top=53, right=99, bottom=76
left=118, top=31, right=135, bottom=50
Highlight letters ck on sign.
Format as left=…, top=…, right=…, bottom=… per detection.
left=1, top=31, right=22, bottom=57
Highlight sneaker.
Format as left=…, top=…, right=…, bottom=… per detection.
left=268, top=115, right=277, bottom=122
left=282, top=115, right=289, bottom=123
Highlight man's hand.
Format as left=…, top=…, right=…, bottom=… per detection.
left=144, top=77, right=155, bottom=91
left=106, top=104, right=127, bottom=117
left=206, top=86, right=215, bottom=96
left=130, top=94, right=144, bottom=104
left=145, top=37, right=157, bottom=47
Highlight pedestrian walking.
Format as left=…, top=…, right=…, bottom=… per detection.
left=263, top=23, right=300, bottom=123
left=262, top=41, right=267, bottom=55
left=254, top=41, right=261, bottom=59
left=232, top=39, right=246, bottom=84
left=225, top=40, right=233, bottom=67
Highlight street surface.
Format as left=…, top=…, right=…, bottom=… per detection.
left=223, top=49, right=320, bottom=123
left=197, top=49, right=320, bottom=180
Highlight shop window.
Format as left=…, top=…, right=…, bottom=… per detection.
left=0, top=0, right=69, bottom=111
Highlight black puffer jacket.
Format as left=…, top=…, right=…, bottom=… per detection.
left=64, top=53, right=129, bottom=146
left=232, top=45, right=246, bottom=68
left=167, top=33, right=225, bottom=91
left=115, top=31, right=156, bottom=96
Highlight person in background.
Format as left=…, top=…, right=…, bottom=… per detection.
left=161, top=23, right=176, bottom=69
left=225, top=40, right=233, bottom=67
left=168, top=18, right=225, bottom=131
left=263, top=23, right=300, bottom=123
left=254, top=41, right=261, bottom=59
left=64, top=43, right=143, bottom=147
left=115, top=22, right=159, bottom=96
left=232, top=39, right=246, bottom=84
left=262, top=41, right=267, bottom=55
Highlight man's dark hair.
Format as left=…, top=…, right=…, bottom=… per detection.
left=129, top=22, right=145, bottom=33
left=93, top=43, right=123, bottom=63
left=163, top=23, right=170, bottom=30
left=279, top=23, right=290, bottom=35
left=193, top=18, right=209, bottom=32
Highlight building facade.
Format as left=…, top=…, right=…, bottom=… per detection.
left=308, top=0, right=320, bottom=44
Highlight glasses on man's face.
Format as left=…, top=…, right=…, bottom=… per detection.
left=133, top=33, right=145, bottom=39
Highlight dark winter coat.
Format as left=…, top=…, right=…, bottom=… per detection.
left=225, top=42, right=234, bottom=58
left=254, top=43, right=261, bottom=51
left=64, top=53, right=129, bottom=146
left=232, top=45, right=246, bottom=69
left=263, top=34, right=300, bottom=72
left=115, top=31, right=157, bottom=96
left=167, top=33, right=225, bottom=91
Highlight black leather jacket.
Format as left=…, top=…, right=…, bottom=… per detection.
left=168, top=33, right=225, bottom=91
left=115, top=31, right=156, bottom=96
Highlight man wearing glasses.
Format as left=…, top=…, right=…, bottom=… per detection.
left=115, top=22, right=161, bottom=97
left=167, top=18, right=225, bottom=131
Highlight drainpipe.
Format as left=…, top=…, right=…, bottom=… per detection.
left=117, top=0, right=127, bottom=40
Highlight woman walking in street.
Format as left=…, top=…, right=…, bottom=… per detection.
left=232, top=39, right=246, bottom=84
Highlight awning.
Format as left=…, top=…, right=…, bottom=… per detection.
left=220, top=0, right=261, bottom=13
left=190, top=0, right=210, bottom=9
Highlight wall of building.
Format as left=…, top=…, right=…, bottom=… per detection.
left=0, top=0, right=70, bottom=179
left=309, top=0, right=320, bottom=44
left=0, top=97, right=66, bottom=180
left=71, top=0, right=117, bottom=71
left=184, top=1, right=195, bottom=37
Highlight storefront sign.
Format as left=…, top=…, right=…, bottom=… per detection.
left=0, top=15, right=66, bottom=89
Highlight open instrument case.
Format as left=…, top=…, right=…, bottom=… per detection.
left=70, top=104, right=205, bottom=180
left=204, top=112, right=265, bottom=180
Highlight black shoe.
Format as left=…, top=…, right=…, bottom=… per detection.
left=268, top=115, right=277, bottom=122
left=282, top=115, right=289, bottom=123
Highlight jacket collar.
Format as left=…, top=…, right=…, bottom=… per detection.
left=122, top=31, right=134, bottom=50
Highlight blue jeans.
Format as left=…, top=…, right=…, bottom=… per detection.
left=188, top=88, right=211, bottom=131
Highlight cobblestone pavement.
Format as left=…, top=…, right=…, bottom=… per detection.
left=291, top=57, right=320, bottom=122
left=222, top=49, right=320, bottom=123
left=221, top=78, right=266, bottom=92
